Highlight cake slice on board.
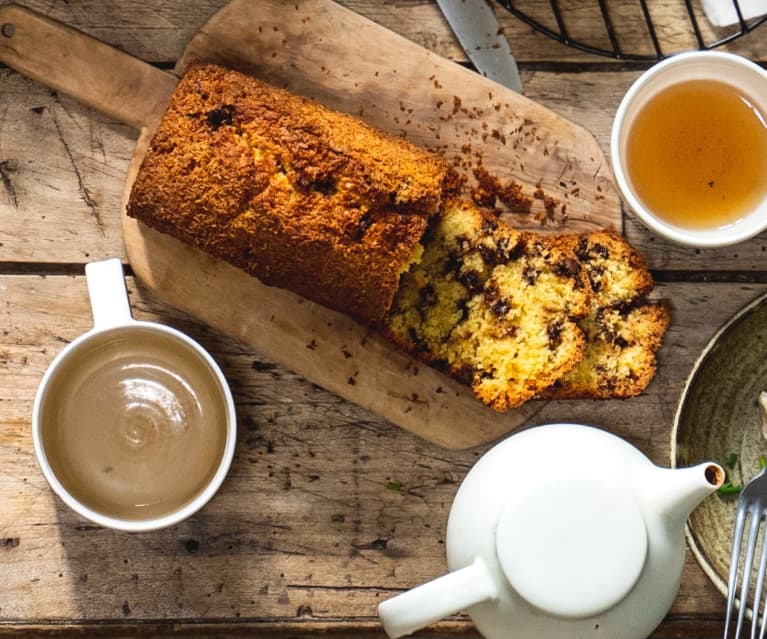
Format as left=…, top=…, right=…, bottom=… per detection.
left=541, top=231, right=669, bottom=399
left=382, top=199, right=592, bottom=411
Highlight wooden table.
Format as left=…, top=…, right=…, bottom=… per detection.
left=1, top=1, right=766, bottom=637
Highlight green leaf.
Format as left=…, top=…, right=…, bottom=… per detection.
left=726, top=452, right=738, bottom=469
left=718, top=482, right=742, bottom=495
left=386, top=481, right=402, bottom=492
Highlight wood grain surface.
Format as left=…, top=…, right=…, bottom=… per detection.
left=118, top=0, right=623, bottom=448
left=0, top=0, right=625, bottom=447
left=1, top=0, right=767, bottom=637
left=0, top=275, right=762, bottom=637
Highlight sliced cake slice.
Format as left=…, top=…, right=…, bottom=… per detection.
left=541, top=230, right=670, bottom=399
left=381, top=199, right=591, bottom=411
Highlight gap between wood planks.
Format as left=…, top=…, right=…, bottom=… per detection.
left=4, top=263, right=767, bottom=284
left=0, top=262, right=134, bottom=277
left=0, top=615, right=727, bottom=638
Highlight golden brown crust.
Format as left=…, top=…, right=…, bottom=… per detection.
left=127, top=63, right=449, bottom=322
left=541, top=230, right=669, bottom=399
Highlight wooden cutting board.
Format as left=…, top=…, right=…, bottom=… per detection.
left=0, top=0, right=620, bottom=449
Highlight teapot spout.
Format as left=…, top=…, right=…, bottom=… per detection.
left=643, top=462, right=724, bottom=524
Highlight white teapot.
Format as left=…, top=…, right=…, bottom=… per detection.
left=378, top=423, right=723, bottom=639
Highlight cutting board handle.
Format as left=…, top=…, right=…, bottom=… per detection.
left=0, top=4, right=176, bottom=130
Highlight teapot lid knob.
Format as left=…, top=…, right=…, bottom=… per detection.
left=495, top=478, right=647, bottom=619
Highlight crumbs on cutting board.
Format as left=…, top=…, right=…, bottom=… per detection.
left=416, top=90, right=575, bottom=229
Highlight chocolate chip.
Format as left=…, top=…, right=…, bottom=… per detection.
left=483, top=279, right=500, bottom=302
left=588, top=265, right=605, bottom=292
left=455, top=299, right=470, bottom=322
left=407, top=328, right=429, bottom=353
left=354, top=210, right=373, bottom=240
left=313, top=178, right=337, bottom=196
left=480, top=215, right=498, bottom=234
left=554, top=257, right=582, bottom=279
left=491, top=298, right=510, bottom=316
left=507, top=239, right=525, bottom=261
left=547, top=322, right=563, bottom=349
left=206, top=104, right=236, bottom=129
left=592, top=243, right=610, bottom=259
left=458, top=270, right=483, bottom=295
left=478, top=237, right=513, bottom=267
left=478, top=244, right=497, bottom=265
left=417, top=283, right=438, bottom=307
left=443, top=251, right=460, bottom=275
left=576, top=237, right=590, bottom=261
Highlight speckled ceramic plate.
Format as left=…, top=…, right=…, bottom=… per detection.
left=673, top=291, right=767, bottom=604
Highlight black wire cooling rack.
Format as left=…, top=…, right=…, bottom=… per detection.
left=495, top=0, right=767, bottom=60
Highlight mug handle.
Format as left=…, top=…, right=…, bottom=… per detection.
left=377, top=557, right=499, bottom=638
left=85, top=258, right=133, bottom=329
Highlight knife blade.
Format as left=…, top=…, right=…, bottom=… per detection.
left=436, top=0, right=523, bottom=93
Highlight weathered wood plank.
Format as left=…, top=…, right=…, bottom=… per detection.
left=0, top=274, right=762, bottom=631
left=0, top=71, right=133, bottom=262
left=3, top=66, right=767, bottom=271
left=0, top=0, right=227, bottom=64
left=0, top=2, right=762, bottom=637
left=0, top=0, right=764, bottom=65
left=0, top=617, right=730, bottom=639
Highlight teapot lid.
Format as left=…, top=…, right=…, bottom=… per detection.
left=495, top=478, right=647, bottom=618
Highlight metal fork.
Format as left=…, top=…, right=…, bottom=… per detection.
left=724, top=466, right=767, bottom=639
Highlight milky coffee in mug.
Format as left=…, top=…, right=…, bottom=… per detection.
left=33, top=258, right=237, bottom=532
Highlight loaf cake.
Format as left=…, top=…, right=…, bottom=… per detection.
left=127, top=63, right=668, bottom=411
left=541, top=230, right=669, bottom=399
left=381, top=199, right=591, bottom=411
left=127, top=64, right=450, bottom=322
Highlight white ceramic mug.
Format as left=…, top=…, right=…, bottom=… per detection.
left=611, top=51, right=767, bottom=247
left=32, top=258, right=237, bottom=532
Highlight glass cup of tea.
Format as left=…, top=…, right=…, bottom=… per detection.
left=32, top=258, right=237, bottom=532
left=611, top=51, right=767, bottom=247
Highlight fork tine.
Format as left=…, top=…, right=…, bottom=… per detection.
left=736, top=506, right=763, bottom=639
left=726, top=503, right=749, bottom=639
left=752, top=514, right=767, bottom=639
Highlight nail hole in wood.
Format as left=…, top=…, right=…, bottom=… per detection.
left=1, top=24, right=15, bottom=38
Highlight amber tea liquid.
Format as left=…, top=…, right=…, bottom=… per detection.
left=625, top=79, right=767, bottom=229
left=40, top=328, right=228, bottom=521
